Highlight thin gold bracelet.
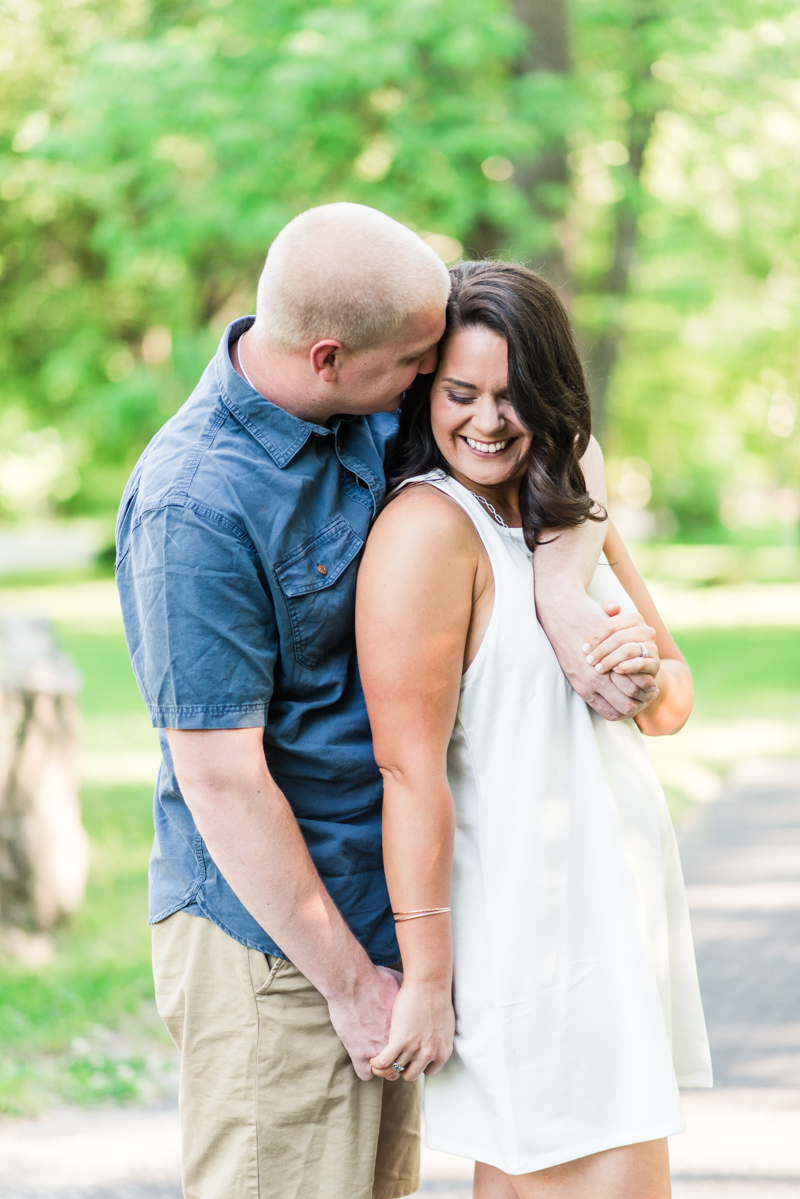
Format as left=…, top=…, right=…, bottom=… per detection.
left=393, top=907, right=451, bottom=923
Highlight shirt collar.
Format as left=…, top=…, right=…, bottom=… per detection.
left=215, top=316, right=333, bottom=468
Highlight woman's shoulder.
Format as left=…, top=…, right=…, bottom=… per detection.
left=374, top=478, right=476, bottom=545
left=377, top=480, right=470, bottom=534
left=360, top=478, right=484, bottom=607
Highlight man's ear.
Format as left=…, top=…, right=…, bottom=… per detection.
left=310, top=339, right=344, bottom=383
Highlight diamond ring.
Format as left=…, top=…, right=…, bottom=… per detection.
left=639, top=643, right=651, bottom=658
left=391, top=1062, right=405, bottom=1073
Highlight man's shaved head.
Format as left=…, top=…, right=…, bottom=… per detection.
left=255, top=203, right=451, bottom=351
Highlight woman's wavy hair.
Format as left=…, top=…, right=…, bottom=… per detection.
left=390, top=260, right=605, bottom=552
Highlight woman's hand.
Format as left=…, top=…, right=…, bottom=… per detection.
left=600, top=522, right=693, bottom=735
left=369, top=978, right=455, bottom=1083
left=583, top=601, right=661, bottom=682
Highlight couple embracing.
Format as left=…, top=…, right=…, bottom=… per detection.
left=117, top=203, right=711, bottom=1199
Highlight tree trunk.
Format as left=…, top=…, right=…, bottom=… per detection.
left=472, top=1, right=660, bottom=437
left=468, top=0, right=572, bottom=287
left=581, top=1, right=662, bottom=432
left=585, top=101, right=655, bottom=432
left=514, top=0, right=570, bottom=71
left=510, top=0, right=572, bottom=292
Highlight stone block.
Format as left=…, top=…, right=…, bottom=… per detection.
left=0, top=617, right=89, bottom=931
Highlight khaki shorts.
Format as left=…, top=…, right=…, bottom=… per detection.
left=152, top=909, right=421, bottom=1199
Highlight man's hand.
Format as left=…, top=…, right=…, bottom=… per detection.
left=537, top=588, right=658, bottom=720
left=327, top=965, right=403, bottom=1081
left=167, top=726, right=403, bottom=1080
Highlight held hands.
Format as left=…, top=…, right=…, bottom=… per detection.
left=583, top=602, right=660, bottom=685
left=536, top=589, right=657, bottom=721
left=369, top=978, right=455, bottom=1083
left=327, top=964, right=403, bottom=1081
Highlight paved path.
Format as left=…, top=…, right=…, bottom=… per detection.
left=1, top=759, right=798, bottom=1198
left=666, top=758, right=800, bottom=1198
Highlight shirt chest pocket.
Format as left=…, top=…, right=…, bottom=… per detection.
left=273, top=518, right=365, bottom=669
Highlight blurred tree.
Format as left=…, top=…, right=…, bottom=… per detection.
left=0, top=0, right=798, bottom=543
left=570, top=1, right=662, bottom=431
left=474, top=0, right=572, bottom=281
left=597, top=3, right=800, bottom=539
left=2, top=0, right=530, bottom=513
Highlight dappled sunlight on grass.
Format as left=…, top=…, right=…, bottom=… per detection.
left=0, top=584, right=797, bottom=1110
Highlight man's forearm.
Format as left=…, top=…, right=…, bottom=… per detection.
left=534, top=434, right=607, bottom=592
left=533, top=437, right=654, bottom=720
left=166, top=726, right=402, bottom=1081
left=168, top=730, right=373, bottom=1002
left=196, top=787, right=371, bottom=994
left=534, top=517, right=607, bottom=594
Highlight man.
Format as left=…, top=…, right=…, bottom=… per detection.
left=116, top=203, right=654, bottom=1199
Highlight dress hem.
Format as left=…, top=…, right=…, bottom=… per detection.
left=425, top=1116, right=687, bottom=1176
left=677, top=1072, right=713, bottom=1088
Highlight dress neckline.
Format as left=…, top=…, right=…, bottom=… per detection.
left=448, top=475, right=525, bottom=534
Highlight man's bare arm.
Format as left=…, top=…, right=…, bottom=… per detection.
left=586, top=522, right=693, bottom=736
left=534, top=437, right=657, bottom=721
left=166, top=726, right=400, bottom=1080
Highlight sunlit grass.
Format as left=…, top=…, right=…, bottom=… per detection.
left=0, top=781, right=175, bottom=1114
left=1, top=620, right=797, bottom=1112
left=677, top=628, right=800, bottom=719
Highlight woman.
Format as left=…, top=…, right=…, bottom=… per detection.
left=355, top=262, right=712, bottom=1198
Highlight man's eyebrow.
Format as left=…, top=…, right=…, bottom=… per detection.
left=441, top=376, right=477, bottom=388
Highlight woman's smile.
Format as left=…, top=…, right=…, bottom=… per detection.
left=428, top=326, right=533, bottom=521
left=463, top=435, right=515, bottom=456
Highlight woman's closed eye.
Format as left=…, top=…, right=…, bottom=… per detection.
left=444, top=390, right=476, bottom=405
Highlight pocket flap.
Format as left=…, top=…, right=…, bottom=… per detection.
left=274, top=518, right=364, bottom=598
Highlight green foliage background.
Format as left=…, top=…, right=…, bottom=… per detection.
left=1, top=0, right=799, bottom=538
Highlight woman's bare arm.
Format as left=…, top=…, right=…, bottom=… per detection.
left=587, top=522, right=693, bottom=736
left=356, top=484, right=479, bottom=1081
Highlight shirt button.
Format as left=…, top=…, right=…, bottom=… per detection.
left=317, top=564, right=328, bottom=576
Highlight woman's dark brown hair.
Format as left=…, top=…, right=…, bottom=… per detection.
left=390, top=260, right=605, bottom=552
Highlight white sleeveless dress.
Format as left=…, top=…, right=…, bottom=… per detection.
left=409, top=472, right=712, bottom=1175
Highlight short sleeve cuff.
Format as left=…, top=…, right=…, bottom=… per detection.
left=148, top=701, right=270, bottom=730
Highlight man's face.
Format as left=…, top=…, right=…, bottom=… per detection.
left=330, top=305, right=446, bottom=416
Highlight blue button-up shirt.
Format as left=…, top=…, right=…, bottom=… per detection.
left=116, top=317, right=400, bottom=964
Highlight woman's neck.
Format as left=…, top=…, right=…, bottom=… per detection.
left=448, top=467, right=523, bottom=528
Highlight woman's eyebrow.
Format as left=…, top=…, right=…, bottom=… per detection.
left=442, top=376, right=478, bottom=389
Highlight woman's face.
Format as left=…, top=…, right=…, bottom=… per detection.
left=429, top=326, right=533, bottom=491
